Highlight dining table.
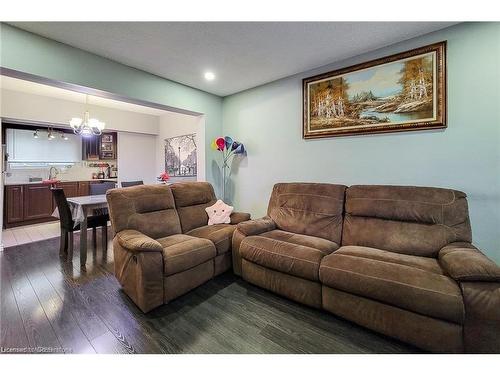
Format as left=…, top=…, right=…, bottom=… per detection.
left=65, top=194, right=109, bottom=267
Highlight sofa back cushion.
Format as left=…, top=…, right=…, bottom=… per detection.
left=342, top=185, right=472, bottom=257
left=267, top=183, right=347, bottom=244
left=106, top=184, right=182, bottom=239
left=170, top=182, right=217, bottom=232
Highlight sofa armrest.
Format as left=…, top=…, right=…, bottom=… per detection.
left=236, top=216, right=276, bottom=236
left=439, top=242, right=500, bottom=282
left=230, top=211, right=251, bottom=225
left=461, top=281, right=500, bottom=353
left=113, top=235, right=164, bottom=313
left=116, top=229, right=163, bottom=253
left=232, top=217, right=276, bottom=276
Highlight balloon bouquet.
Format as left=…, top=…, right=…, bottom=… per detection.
left=211, top=136, right=246, bottom=201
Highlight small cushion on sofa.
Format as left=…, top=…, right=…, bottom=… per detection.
left=187, top=224, right=236, bottom=255
left=259, top=229, right=339, bottom=255
left=206, top=199, right=233, bottom=225
left=158, top=234, right=216, bottom=276
left=240, top=236, right=326, bottom=281
left=319, top=246, right=465, bottom=324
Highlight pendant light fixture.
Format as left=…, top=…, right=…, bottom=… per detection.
left=33, top=127, right=69, bottom=141
left=69, top=95, right=105, bottom=136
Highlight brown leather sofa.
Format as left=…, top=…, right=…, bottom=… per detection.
left=233, top=183, right=500, bottom=353
left=106, top=182, right=250, bottom=313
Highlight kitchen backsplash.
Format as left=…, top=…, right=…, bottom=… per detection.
left=4, top=160, right=117, bottom=184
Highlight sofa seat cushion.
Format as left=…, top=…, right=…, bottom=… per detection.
left=319, top=246, right=465, bottom=324
left=259, top=230, right=339, bottom=255
left=158, top=234, right=216, bottom=276
left=186, top=224, right=236, bottom=255
left=240, top=236, right=326, bottom=281
left=334, top=246, right=446, bottom=275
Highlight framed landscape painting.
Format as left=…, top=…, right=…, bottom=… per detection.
left=303, top=41, right=446, bottom=138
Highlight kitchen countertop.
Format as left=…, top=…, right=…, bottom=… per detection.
left=4, top=178, right=118, bottom=186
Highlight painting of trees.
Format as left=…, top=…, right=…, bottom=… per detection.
left=165, top=134, right=197, bottom=177
left=309, top=77, right=351, bottom=121
left=304, top=42, right=446, bottom=138
left=398, top=55, right=434, bottom=103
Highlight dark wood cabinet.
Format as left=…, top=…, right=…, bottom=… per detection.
left=23, top=184, right=54, bottom=221
left=5, top=185, right=24, bottom=224
left=82, top=132, right=117, bottom=160
left=78, top=181, right=90, bottom=196
left=99, top=132, right=117, bottom=160
left=57, top=182, right=79, bottom=198
left=82, top=135, right=100, bottom=160
left=4, top=179, right=115, bottom=228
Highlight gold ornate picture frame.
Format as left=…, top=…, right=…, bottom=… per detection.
left=303, top=41, right=446, bottom=138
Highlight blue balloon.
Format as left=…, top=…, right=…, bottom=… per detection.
left=235, top=143, right=245, bottom=154
left=224, top=136, right=233, bottom=149
left=231, top=141, right=240, bottom=151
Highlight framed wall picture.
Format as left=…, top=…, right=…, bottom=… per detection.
left=165, top=134, right=197, bottom=177
left=303, top=41, right=446, bottom=138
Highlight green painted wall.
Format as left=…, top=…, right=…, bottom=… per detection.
left=0, top=23, right=223, bottom=194
left=223, top=22, right=500, bottom=262
left=2, top=22, right=499, bottom=262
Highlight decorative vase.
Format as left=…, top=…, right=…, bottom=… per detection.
left=211, top=136, right=246, bottom=201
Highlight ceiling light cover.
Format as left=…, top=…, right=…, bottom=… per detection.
left=204, top=71, right=215, bottom=81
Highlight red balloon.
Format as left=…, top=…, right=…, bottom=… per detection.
left=216, top=137, right=225, bottom=151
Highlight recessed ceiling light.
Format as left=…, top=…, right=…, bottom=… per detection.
left=204, top=71, right=215, bottom=81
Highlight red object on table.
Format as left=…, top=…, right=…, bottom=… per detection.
left=42, top=179, right=60, bottom=186
left=158, top=172, right=170, bottom=182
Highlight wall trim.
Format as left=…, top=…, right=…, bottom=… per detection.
left=0, top=67, right=203, bottom=117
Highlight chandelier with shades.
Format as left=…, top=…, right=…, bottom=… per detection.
left=69, top=95, right=105, bottom=136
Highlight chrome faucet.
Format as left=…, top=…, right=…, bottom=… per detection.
left=48, top=166, right=59, bottom=180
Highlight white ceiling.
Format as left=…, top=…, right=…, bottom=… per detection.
left=0, top=75, right=167, bottom=116
left=11, top=22, right=456, bottom=96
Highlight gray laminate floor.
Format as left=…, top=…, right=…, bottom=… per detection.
left=0, top=230, right=421, bottom=354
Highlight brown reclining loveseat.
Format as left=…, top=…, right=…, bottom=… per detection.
left=106, top=182, right=250, bottom=313
left=232, top=183, right=500, bottom=353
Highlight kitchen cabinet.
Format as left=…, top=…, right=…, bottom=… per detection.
left=99, top=132, right=117, bottom=160
left=57, top=181, right=79, bottom=198
left=78, top=181, right=90, bottom=196
left=3, top=179, right=116, bottom=228
left=82, top=135, right=100, bottom=160
left=5, top=185, right=24, bottom=224
left=6, top=128, right=81, bottom=163
left=82, top=132, right=117, bottom=160
left=23, top=184, right=54, bottom=221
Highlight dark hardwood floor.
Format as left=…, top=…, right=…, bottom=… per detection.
left=0, top=230, right=421, bottom=354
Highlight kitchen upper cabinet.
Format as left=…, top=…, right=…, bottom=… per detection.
left=6, top=128, right=81, bottom=163
left=82, top=132, right=117, bottom=160
left=99, top=132, right=117, bottom=160
left=23, top=184, right=54, bottom=221
left=5, top=185, right=24, bottom=224
left=82, top=135, right=100, bottom=161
